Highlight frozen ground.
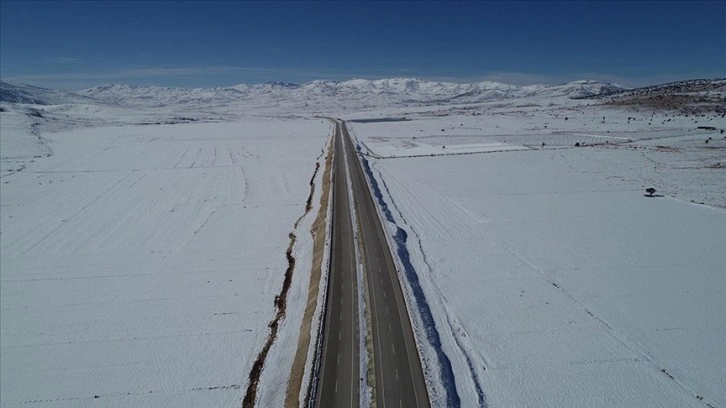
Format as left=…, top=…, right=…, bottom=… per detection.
left=1, top=111, right=330, bottom=407
left=1, top=78, right=724, bottom=408
left=349, top=102, right=725, bottom=407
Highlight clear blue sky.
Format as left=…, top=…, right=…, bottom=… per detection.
left=1, top=1, right=724, bottom=89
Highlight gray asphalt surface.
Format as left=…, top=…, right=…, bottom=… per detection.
left=316, top=121, right=360, bottom=408
left=316, top=121, right=430, bottom=408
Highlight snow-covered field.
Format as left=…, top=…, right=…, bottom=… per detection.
left=2, top=77, right=724, bottom=408
left=1, top=109, right=330, bottom=407
left=349, top=103, right=726, bottom=407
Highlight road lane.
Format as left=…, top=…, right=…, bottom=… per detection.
left=316, top=122, right=360, bottom=408
left=341, top=122, right=430, bottom=408
left=316, top=120, right=430, bottom=408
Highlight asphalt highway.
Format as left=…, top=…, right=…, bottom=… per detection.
left=316, top=121, right=430, bottom=408
left=316, top=121, right=360, bottom=408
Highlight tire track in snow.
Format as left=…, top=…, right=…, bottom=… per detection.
left=19, top=172, right=146, bottom=255
left=490, top=233, right=717, bottom=407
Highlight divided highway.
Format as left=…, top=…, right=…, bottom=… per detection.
left=316, top=121, right=430, bottom=408
left=316, top=121, right=360, bottom=408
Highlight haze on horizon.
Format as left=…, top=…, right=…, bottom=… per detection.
left=1, top=1, right=725, bottom=90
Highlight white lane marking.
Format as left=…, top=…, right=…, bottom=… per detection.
left=396, top=369, right=399, bottom=381
left=340, top=312, right=342, bottom=321
left=386, top=306, right=389, bottom=314
left=389, top=323, right=392, bottom=332
left=343, top=124, right=358, bottom=408
left=350, top=247, right=355, bottom=408
left=388, top=269, right=423, bottom=408
left=400, top=400, right=403, bottom=408
left=335, top=379, right=338, bottom=394
left=392, top=344, right=396, bottom=355
left=339, top=331, right=342, bottom=340
left=383, top=291, right=386, bottom=298
left=337, top=353, right=340, bottom=365
left=343, top=125, right=389, bottom=408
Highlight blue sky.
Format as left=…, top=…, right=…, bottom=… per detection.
left=1, top=1, right=724, bottom=89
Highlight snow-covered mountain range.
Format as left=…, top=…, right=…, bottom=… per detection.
left=0, top=81, right=98, bottom=105
left=1, top=78, right=625, bottom=110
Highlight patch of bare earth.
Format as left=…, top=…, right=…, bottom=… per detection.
left=283, top=134, right=334, bottom=408
left=242, top=138, right=330, bottom=408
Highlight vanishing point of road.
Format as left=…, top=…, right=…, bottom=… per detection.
left=316, top=120, right=430, bottom=408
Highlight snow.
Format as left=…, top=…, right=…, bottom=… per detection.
left=2, top=77, right=724, bottom=408
left=300, top=145, right=334, bottom=407
left=349, top=102, right=726, bottom=407
left=1, top=114, right=330, bottom=407
left=3, top=78, right=626, bottom=115
left=360, top=137, right=527, bottom=158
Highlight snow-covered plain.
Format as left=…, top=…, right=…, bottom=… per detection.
left=349, top=102, right=726, bottom=407
left=1, top=109, right=330, bottom=406
left=2, top=78, right=724, bottom=408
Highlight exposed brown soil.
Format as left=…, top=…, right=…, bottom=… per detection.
left=596, top=79, right=726, bottom=115
left=282, top=134, right=335, bottom=408
left=242, top=140, right=329, bottom=408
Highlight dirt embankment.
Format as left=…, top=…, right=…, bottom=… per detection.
left=284, top=133, right=334, bottom=408
left=242, top=136, right=331, bottom=408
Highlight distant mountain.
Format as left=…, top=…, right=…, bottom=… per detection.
left=592, top=78, right=726, bottom=115
left=587, top=78, right=726, bottom=99
left=77, top=83, right=249, bottom=107
left=527, top=80, right=626, bottom=99
left=0, top=81, right=97, bottom=105
left=75, top=78, right=628, bottom=108
left=2, top=78, right=630, bottom=109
